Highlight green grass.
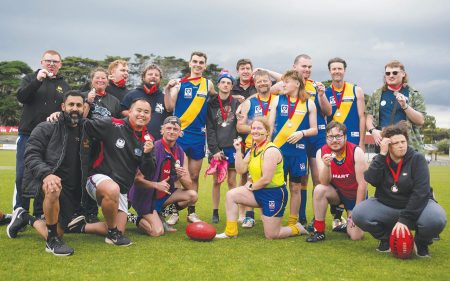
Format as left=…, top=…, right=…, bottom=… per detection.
left=0, top=150, right=449, bottom=281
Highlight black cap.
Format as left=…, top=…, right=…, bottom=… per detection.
left=163, top=116, right=181, bottom=126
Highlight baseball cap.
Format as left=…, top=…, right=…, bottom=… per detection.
left=163, top=116, right=181, bottom=126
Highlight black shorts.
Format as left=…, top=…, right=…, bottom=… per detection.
left=40, top=186, right=81, bottom=229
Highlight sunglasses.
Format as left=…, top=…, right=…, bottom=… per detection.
left=385, top=71, right=400, bottom=76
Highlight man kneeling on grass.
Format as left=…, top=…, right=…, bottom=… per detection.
left=129, top=116, right=198, bottom=235
left=306, top=121, right=366, bottom=243
left=7, top=93, right=155, bottom=255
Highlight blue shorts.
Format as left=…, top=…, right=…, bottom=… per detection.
left=283, top=154, right=308, bottom=182
left=154, top=194, right=171, bottom=213
left=222, top=147, right=236, bottom=167
left=306, top=130, right=326, bottom=158
left=177, top=132, right=206, bottom=160
left=253, top=185, right=288, bottom=217
left=335, top=188, right=356, bottom=211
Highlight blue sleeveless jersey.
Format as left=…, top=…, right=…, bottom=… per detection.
left=272, top=95, right=309, bottom=155
left=379, top=88, right=409, bottom=128
left=325, top=82, right=360, bottom=145
left=242, top=94, right=273, bottom=149
left=306, top=80, right=326, bottom=141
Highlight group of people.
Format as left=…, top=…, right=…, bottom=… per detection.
left=2, top=50, right=446, bottom=258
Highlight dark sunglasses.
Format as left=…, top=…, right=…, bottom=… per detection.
left=385, top=71, right=400, bottom=76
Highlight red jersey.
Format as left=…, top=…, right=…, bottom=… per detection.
left=321, top=141, right=358, bottom=199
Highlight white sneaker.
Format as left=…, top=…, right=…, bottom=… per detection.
left=242, top=217, right=255, bottom=228
left=166, top=213, right=179, bottom=226
left=215, top=232, right=237, bottom=239
left=332, top=217, right=347, bottom=230
left=187, top=213, right=202, bottom=223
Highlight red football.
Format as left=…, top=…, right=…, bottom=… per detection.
left=390, top=228, right=414, bottom=259
left=186, top=222, right=216, bottom=242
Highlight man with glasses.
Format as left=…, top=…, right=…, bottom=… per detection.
left=366, top=60, right=426, bottom=153
left=14, top=50, right=70, bottom=216
left=306, top=121, right=366, bottom=243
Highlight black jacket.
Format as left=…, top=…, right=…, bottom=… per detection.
left=206, top=95, right=240, bottom=155
left=364, top=147, right=433, bottom=228
left=106, top=80, right=128, bottom=102
left=84, top=117, right=156, bottom=194
left=17, top=70, right=70, bottom=135
left=22, top=114, right=91, bottom=198
left=231, top=79, right=256, bottom=100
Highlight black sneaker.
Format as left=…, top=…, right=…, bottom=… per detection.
left=376, top=239, right=391, bottom=252
left=86, top=213, right=100, bottom=223
left=45, top=236, right=74, bottom=256
left=211, top=214, right=219, bottom=224
left=105, top=228, right=132, bottom=246
left=332, top=222, right=348, bottom=233
left=6, top=207, right=28, bottom=238
left=127, top=212, right=138, bottom=224
left=0, top=214, right=12, bottom=225
left=415, top=243, right=431, bottom=258
left=66, top=215, right=86, bottom=233
left=306, top=231, right=326, bottom=242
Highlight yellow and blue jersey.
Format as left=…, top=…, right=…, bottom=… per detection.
left=325, top=82, right=360, bottom=145
left=248, top=142, right=285, bottom=188
left=272, top=95, right=309, bottom=155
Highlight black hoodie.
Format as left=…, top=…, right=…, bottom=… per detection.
left=364, top=146, right=433, bottom=228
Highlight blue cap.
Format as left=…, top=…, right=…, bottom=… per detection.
left=217, top=70, right=235, bottom=84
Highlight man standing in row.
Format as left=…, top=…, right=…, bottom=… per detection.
left=14, top=50, right=70, bottom=216
left=164, top=51, right=215, bottom=223
left=231, top=58, right=257, bottom=103
left=107, top=60, right=129, bottom=102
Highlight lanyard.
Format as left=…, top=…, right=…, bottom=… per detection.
left=161, top=138, right=178, bottom=161
left=287, top=95, right=300, bottom=121
left=257, top=94, right=271, bottom=116
left=218, top=95, right=232, bottom=122
left=331, top=82, right=347, bottom=109
left=386, top=156, right=403, bottom=185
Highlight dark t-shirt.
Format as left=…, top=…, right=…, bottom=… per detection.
left=55, top=126, right=81, bottom=192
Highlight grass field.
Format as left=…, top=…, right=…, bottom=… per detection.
left=0, top=150, right=449, bottom=281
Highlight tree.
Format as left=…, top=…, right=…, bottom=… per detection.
left=423, top=114, right=436, bottom=130
left=58, top=56, right=101, bottom=90
left=0, top=60, right=33, bottom=125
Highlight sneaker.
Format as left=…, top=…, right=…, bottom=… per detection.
left=306, top=231, right=326, bottom=242
left=432, top=234, right=440, bottom=241
left=215, top=232, right=237, bottom=239
left=105, top=228, right=132, bottom=246
left=205, top=159, right=220, bottom=176
left=86, top=213, right=100, bottom=223
left=162, top=221, right=178, bottom=233
left=217, top=160, right=228, bottom=184
left=127, top=212, right=138, bottom=224
left=162, top=204, right=175, bottom=217
left=376, top=239, right=390, bottom=252
left=167, top=213, right=179, bottom=225
left=332, top=222, right=348, bottom=233
left=7, top=207, right=28, bottom=238
left=0, top=214, right=12, bottom=225
left=45, top=236, right=74, bottom=256
left=187, top=213, right=202, bottom=223
left=242, top=217, right=255, bottom=228
left=66, top=215, right=86, bottom=233
left=211, top=214, right=219, bottom=224
left=415, top=242, right=431, bottom=258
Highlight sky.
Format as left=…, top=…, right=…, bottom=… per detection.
left=1, top=0, right=449, bottom=127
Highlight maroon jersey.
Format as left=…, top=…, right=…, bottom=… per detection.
left=321, top=141, right=358, bottom=199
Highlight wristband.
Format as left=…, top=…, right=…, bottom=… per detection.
left=402, top=104, right=409, bottom=110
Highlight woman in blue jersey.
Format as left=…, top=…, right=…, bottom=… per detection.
left=268, top=70, right=318, bottom=227
left=215, top=117, right=307, bottom=239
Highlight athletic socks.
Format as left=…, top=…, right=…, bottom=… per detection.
left=224, top=221, right=238, bottom=237
left=47, top=223, right=58, bottom=239
left=288, top=215, right=298, bottom=226
left=22, top=212, right=37, bottom=226
left=314, top=220, right=325, bottom=233
left=299, top=189, right=307, bottom=220
left=187, top=206, right=195, bottom=215
left=334, top=206, right=345, bottom=220
left=245, top=211, right=254, bottom=219
left=289, top=223, right=301, bottom=236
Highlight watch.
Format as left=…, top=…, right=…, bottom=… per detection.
left=368, top=128, right=375, bottom=134
left=248, top=183, right=253, bottom=191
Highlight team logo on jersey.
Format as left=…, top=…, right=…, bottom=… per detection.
left=56, top=86, right=63, bottom=94
left=332, top=173, right=350, bottom=179
left=134, top=148, right=142, bottom=156
left=329, top=96, right=336, bottom=106
left=296, top=143, right=305, bottom=149
left=380, top=100, right=387, bottom=107
left=197, top=92, right=207, bottom=98
left=254, top=105, right=263, bottom=115
left=155, top=103, right=164, bottom=114
left=351, top=132, right=360, bottom=137
left=295, top=109, right=306, bottom=115
left=318, top=124, right=326, bottom=130
left=184, top=88, right=192, bottom=98
left=342, top=96, right=355, bottom=102
left=115, top=138, right=125, bottom=149
left=268, top=201, right=275, bottom=210
left=280, top=105, right=288, bottom=115
left=300, top=163, right=306, bottom=171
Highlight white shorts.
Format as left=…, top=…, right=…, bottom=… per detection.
left=86, top=174, right=128, bottom=213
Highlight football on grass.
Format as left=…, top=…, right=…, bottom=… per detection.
left=390, top=229, right=414, bottom=259
left=186, top=222, right=216, bottom=242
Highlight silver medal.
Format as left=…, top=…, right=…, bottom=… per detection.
left=335, top=111, right=341, bottom=117
left=391, top=184, right=398, bottom=193
left=221, top=122, right=227, bottom=127
left=175, top=160, right=181, bottom=168
left=287, top=122, right=292, bottom=128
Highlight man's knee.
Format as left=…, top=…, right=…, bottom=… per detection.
left=187, top=190, right=198, bottom=204
left=313, top=184, right=328, bottom=199
left=98, top=182, right=120, bottom=200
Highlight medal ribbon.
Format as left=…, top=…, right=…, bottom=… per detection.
left=386, top=156, right=403, bottom=185
left=257, top=94, right=271, bottom=116
left=179, top=76, right=202, bottom=83
left=95, top=89, right=106, bottom=97
left=162, top=138, right=178, bottom=161
left=143, top=83, right=159, bottom=94
left=287, top=95, right=300, bottom=122
left=218, top=95, right=232, bottom=123
left=113, top=79, right=126, bottom=88
left=388, top=84, right=402, bottom=92
left=331, top=82, right=347, bottom=109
